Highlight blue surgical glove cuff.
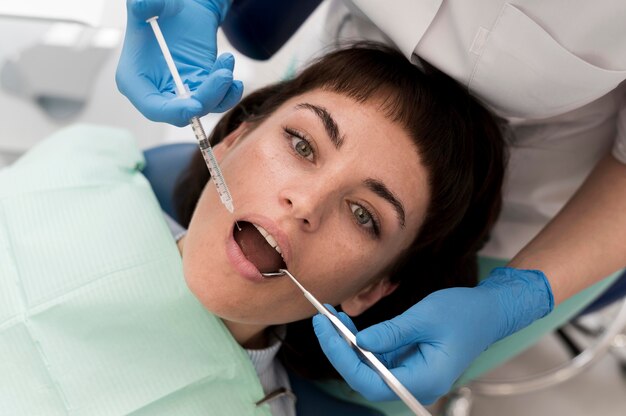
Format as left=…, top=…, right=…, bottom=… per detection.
left=479, top=267, right=555, bottom=340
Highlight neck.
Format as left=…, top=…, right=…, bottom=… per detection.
left=177, top=235, right=271, bottom=349
left=224, top=321, right=270, bottom=349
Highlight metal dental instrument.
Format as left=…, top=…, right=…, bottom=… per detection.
left=147, top=16, right=235, bottom=213
left=261, top=269, right=432, bottom=416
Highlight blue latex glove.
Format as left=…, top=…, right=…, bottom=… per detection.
left=116, top=0, right=244, bottom=127
left=313, top=267, right=554, bottom=404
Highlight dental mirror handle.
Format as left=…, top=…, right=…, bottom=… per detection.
left=275, top=270, right=430, bottom=416
left=313, top=297, right=431, bottom=416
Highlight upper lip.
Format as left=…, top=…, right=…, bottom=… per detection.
left=236, top=215, right=291, bottom=270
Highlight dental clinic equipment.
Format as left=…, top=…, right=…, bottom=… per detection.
left=147, top=16, right=234, bottom=213
left=262, top=269, right=432, bottom=416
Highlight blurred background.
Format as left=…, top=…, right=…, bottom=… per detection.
left=0, top=2, right=624, bottom=415
left=0, top=0, right=329, bottom=167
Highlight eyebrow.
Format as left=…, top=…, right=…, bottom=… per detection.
left=295, top=102, right=405, bottom=229
left=295, top=103, right=344, bottom=149
left=364, top=178, right=406, bottom=229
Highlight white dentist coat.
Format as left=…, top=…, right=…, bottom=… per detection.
left=324, top=0, right=626, bottom=259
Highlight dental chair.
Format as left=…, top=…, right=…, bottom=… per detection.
left=142, top=142, right=626, bottom=415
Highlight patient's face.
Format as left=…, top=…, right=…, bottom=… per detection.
left=182, top=89, right=428, bottom=330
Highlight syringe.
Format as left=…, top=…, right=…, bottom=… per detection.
left=147, top=16, right=235, bottom=213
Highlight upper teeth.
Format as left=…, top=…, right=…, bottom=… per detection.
left=253, top=224, right=283, bottom=258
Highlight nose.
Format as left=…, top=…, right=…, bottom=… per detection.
left=279, top=180, right=332, bottom=232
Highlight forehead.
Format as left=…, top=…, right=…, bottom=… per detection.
left=270, top=89, right=430, bottom=235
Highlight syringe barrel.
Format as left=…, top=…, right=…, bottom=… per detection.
left=190, top=117, right=235, bottom=213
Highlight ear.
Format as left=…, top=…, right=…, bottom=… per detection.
left=340, top=277, right=399, bottom=317
left=213, top=122, right=248, bottom=162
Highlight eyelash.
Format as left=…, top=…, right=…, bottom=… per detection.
left=350, top=201, right=381, bottom=238
left=283, top=126, right=316, bottom=161
left=281, top=126, right=382, bottom=239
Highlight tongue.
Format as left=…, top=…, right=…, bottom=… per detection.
left=234, top=222, right=285, bottom=273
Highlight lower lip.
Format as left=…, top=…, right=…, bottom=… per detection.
left=225, top=229, right=265, bottom=282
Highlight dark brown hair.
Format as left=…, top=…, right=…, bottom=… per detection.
left=174, top=42, right=507, bottom=379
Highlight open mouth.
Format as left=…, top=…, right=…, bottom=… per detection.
left=233, top=221, right=287, bottom=274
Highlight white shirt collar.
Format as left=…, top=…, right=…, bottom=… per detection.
left=245, top=325, right=286, bottom=376
left=350, top=0, right=443, bottom=59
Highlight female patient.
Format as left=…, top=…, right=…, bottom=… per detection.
left=0, top=43, right=504, bottom=415
left=170, top=43, right=506, bottom=413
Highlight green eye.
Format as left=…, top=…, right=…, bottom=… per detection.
left=294, top=137, right=313, bottom=158
left=351, top=204, right=373, bottom=226
left=283, top=127, right=315, bottom=161
left=350, top=203, right=380, bottom=238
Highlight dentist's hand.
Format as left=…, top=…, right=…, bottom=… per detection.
left=116, top=0, right=243, bottom=126
left=313, top=267, right=554, bottom=404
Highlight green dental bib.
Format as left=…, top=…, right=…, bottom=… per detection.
left=0, top=125, right=271, bottom=416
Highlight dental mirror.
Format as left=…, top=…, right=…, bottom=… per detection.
left=261, top=271, right=285, bottom=278
left=261, top=268, right=430, bottom=416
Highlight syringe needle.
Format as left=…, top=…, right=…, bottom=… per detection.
left=146, top=16, right=235, bottom=214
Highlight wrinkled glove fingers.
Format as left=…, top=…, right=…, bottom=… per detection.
left=202, top=53, right=242, bottom=113
left=313, top=314, right=396, bottom=401
left=357, top=306, right=432, bottom=353
left=192, top=68, right=235, bottom=113
left=210, top=80, right=244, bottom=113
left=211, top=53, right=235, bottom=73
left=390, top=356, right=453, bottom=405
left=129, top=76, right=201, bottom=126
left=144, top=94, right=202, bottom=127
left=335, top=312, right=358, bottom=334
left=323, top=304, right=359, bottom=334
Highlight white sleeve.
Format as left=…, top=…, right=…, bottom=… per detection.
left=612, top=84, right=626, bottom=164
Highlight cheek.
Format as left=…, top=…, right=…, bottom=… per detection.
left=307, top=215, right=417, bottom=308
left=181, top=227, right=218, bottom=304
left=181, top=237, right=253, bottom=319
left=304, top=235, right=385, bottom=304
left=180, top=192, right=232, bottom=303
left=225, top=135, right=284, bottom=171
left=220, top=140, right=292, bottom=199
